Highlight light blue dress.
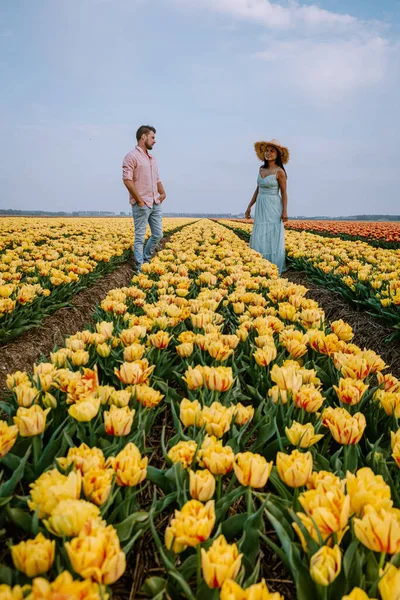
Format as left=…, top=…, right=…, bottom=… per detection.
left=250, top=169, right=286, bottom=274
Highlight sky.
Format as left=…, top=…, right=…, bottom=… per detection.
left=0, top=0, right=399, bottom=217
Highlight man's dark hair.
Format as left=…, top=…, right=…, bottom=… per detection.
left=136, top=125, right=156, bottom=142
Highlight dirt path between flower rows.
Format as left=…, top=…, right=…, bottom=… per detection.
left=0, top=261, right=136, bottom=392
left=284, top=268, right=400, bottom=378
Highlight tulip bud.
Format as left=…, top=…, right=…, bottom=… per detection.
left=180, top=398, right=201, bottom=427
left=379, top=563, right=400, bottom=600
left=11, top=533, right=55, bottom=577
left=285, top=421, right=324, bottom=448
left=189, top=469, right=215, bottom=501
left=0, top=421, right=19, bottom=458
left=68, top=396, right=100, bottom=422
left=14, top=383, right=37, bottom=407
left=14, top=405, right=51, bottom=436
left=104, top=405, right=135, bottom=437
left=83, top=468, right=113, bottom=506
left=201, top=535, right=242, bottom=588
left=233, top=452, right=273, bottom=488
left=42, top=391, right=57, bottom=409
left=167, top=440, right=197, bottom=469
left=310, top=545, right=341, bottom=586
left=96, top=343, right=111, bottom=358
left=276, top=449, right=313, bottom=487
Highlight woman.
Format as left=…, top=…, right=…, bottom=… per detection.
left=245, top=138, right=289, bottom=274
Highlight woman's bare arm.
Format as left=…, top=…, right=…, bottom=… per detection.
left=245, top=187, right=259, bottom=218
left=277, top=170, right=288, bottom=222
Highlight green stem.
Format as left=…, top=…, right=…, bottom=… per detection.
left=196, top=543, right=202, bottom=589
left=246, top=486, right=253, bottom=514
left=378, top=551, right=387, bottom=571
left=216, top=476, right=222, bottom=502
left=343, top=444, right=348, bottom=475
left=32, top=435, right=42, bottom=471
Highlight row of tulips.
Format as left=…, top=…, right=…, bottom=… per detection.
left=0, top=219, right=399, bottom=600
left=219, top=220, right=400, bottom=335
left=0, top=217, right=195, bottom=342
left=285, top=220, right=400, bottom=248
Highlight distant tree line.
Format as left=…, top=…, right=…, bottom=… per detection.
left=0, top=209, right=399, bottom=221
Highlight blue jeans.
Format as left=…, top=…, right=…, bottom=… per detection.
left=131, top=203, right=163, bottom=269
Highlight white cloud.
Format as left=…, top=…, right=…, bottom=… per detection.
left=256, top=35, right=392, bottom=103
left=170, top=0, right=398, bottom=104
left=172, top=0, right=356, bottom=31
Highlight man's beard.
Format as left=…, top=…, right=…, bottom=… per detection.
left=145, top=143, right=153, bottom=150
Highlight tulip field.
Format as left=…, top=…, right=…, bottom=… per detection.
left=1, top=218, right=400, bottom=600
left=0, top=217, right=195, bottom=343
left=286, top=220, right=400, bottom=248
left=221, top=220, right=400, bottom=336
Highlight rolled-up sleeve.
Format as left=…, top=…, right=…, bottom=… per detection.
left=122, top=153, right=136, bottom=181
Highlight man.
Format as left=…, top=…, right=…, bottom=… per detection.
left=122, top=125, right=166, bottom=271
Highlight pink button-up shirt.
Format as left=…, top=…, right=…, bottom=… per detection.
left=122, top=145, right=161, bottom=207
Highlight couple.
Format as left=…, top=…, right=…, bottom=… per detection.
left=122, top=125, right=289, bottom=274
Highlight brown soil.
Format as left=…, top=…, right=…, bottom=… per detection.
left=0, top=261, right=136, bottom=391
left=284, top=269, right=400, bottom=378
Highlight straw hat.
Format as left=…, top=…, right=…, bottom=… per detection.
left=254, top=139, right=290, bottom=164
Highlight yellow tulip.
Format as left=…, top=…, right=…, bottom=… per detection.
left=96, top=343, right=111, bottom=358
left=374, top=389, right=400, bottom=418
left=189, top=469, right=215, bottom=501
left=310, top=545, right=341, bottom=586
left=293, top=385, right=324, bottom=412
left=28, top=469, right=82, bottom=518
left=11, top=533, right=55, bottom=578
left=333, top=353, right=370, bottom=380
left=285, top=422, right=324, bottom=448
left=253, top=346, right=277, bottom=367
left=354, top=505, right=400, bottom=554
left=131, top=383, right=164, bottom=407
left=298, top=486, right=350, bottom=537
left=234, top=403, right=254, bottom=426
left=65, top=520, right=126, bottom=584
left=342, top=588, right=377, bottom=600
left=268, top=385, right=289, bottom=405
left=167, top=440, right=197, bottom=469
left=13, top=405, right=51, bottom=436
left=104, top=405, right=135, bottom=437
left=0, top=584, right=25, bottom=600
left=57, top=443, right=105, bottom=474
left=270, top=364, right=302, bottom=392
left=82, top=468, right=114, bottom=506
left=28, top=571, right=108, bottom=600
left=148, top=330, right=171, bottom=349
left=114, top=360, right=154, bottom=385
left=14, top=383, right=37, bottom=407
left=68, top=396, right=100, bottom=422
left=43, top=499, right=101, bottom=537
left=0, top=421, right=18, bottom=458
left=333, top=378, right=369, bottom=406
left=94, top=385, right=115, bottom=405
left=96, top=320, right=114, bottom=338
left=322, top=407, right=366, bottom=444
left=201, top=535, right=242, bottom=588
left=176, top=342, right=194, bottom=357
left=165, top=499, right=215, bottom=552
left=346, top=467, right=392, bottom=516
left=233, top=452, right=273, bottom=488
left=220, top=578, right=284, bottom=600
left=331, top=319, right=354, bottom=341
left=202, top=366, right=234, bottom=391
left=306, top=470, right=345, bottom=493
left=70, top=349, right=90, bottom=366
left=109, top=389, right=131, bottom=407
left=106, top=442, right=148, bottom=487
left=378, top=563, right=400, bottom=600
left=182, top=365, right=205, bottom=390
left=6, top=370, right=29, bottom=390
left=198, top=402, right=234, bottom=438
left=276, top=449, right=313, bottom=487
left=179, top=398, right=201, bottom=427
left=198, top=436, right=235, bottom=476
